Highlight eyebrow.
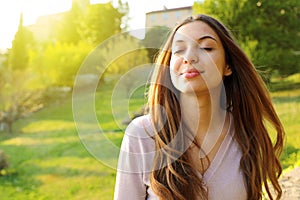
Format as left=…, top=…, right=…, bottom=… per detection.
left=197, top=35, right=217, bottom=42
left=174, top=35, right=217, bottom=44
left=174, top=40, right=185, bottom=44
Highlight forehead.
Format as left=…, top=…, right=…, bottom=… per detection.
left=173, top=21, right=220, bottom=43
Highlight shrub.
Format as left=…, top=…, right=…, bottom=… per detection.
left=0, top=150, right=9, bottom=171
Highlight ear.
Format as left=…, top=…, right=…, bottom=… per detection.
left=224, top=65, right=232, bottom=76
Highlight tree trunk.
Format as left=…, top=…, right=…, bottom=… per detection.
left=7, top=121, right=13, bottom=134
left=2, top=120, right=13, bottom=134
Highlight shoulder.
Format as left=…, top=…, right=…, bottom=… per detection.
left=125, top=114, right=154, bottom=137
left=118, top=115, right=156, bottom=173
left=121, top=114, right=155, bottom=153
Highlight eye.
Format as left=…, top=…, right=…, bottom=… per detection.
left=173, top=49, right=184, bottom=54
left=200, top=47, right=213, bottom=51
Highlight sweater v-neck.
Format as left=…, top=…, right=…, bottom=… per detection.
left=198, top=114, right=234, bottom=184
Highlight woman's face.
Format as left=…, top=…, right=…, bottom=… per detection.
left=169, top=21, right=231, bottom=94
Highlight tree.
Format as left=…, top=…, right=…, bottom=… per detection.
left=56, top=1, right=128, bottom=46
left=0, top=68, right=43, bottom=134
left=28, top=41, right=93, bottom=88
left=80, top=2, right=128, bottom=46
left=8, top=13, right=35, bottom=70
left=0, top=14, right=43, bottom=134
left=193, top=0, right=300, bottom=77
left=55, top=0, right=87, bottom=44
left=142, top=26, right=171, bottom=62
left=240, top=0, right=300, bottom=77
left=99, top=34, right=150, bottom=96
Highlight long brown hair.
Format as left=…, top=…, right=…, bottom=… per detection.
left=147, top=14, right=284, bottom=200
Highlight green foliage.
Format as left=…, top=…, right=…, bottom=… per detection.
left=1, top=1, right=130, bottom=134
left=240, top=0, right=300, bottom=76
left=98, top=34, right=150, bottom=95
left=81, top=3, right=126, bottom=45
left=193, top=0, right=246, bottom=32
left=105, top=34, right=149, bottom=74
left=8, top=14, right=35, bottom=70
left=142, top=26, right=171, bottom=62
left=0, top=62, right=7, bottom=90
left=55, top=1, right=85, bottom=44
left=56, top=1, right=128, bottom=46
left=6, top=1, right=129, bottom=90
left=28, top=41, right=93, bottom=88
left=193, top=0, right=300, bottom=77
left=26, top=1, right=129, bottom=89
left=0, top=14, right=43, bottom=134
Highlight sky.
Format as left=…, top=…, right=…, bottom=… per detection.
left=0, top=0, right=195, bottom=51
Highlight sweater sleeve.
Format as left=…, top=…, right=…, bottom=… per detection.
left=114, top=115, right=155, bottom=200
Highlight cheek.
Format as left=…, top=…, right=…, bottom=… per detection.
left=169, top=57, right=182, bottom=88
left=206, top=53, right=226, bottom=75
left=213, top=51, right=227, bottom=73
left=170, top=56, right=183, bottom=72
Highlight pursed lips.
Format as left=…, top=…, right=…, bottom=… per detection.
left=180, top=68, right=205, bottom=78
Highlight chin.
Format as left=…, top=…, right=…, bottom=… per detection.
left=177, top=85, right=209, bottom=95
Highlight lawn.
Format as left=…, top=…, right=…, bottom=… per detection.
left=270, top=73, right=300, bottom=170
left=0, top=75, right=299, bottom=199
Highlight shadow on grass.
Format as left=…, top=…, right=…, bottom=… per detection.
left=0, top=167, right=42, bottom=195
left=17, top=162, right=112, bottom=178
left=269, top=81, right=300, bottom=93
left=272, top=95, right=300, bottom=104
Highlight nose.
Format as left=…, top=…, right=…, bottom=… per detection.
left=183, top=48, right=198, bottom=64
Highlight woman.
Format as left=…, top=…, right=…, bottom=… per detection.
left=114, top=14, right=284, bottom=200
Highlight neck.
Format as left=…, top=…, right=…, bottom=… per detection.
left=180, top=86, right=228, bottom=153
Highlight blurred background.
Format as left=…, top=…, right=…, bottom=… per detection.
left=0, top=0, right=299, bottom=199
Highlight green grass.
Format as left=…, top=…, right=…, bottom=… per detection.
left=271, top=91, right=300, bottom=170
left=0, top=75, right=299, bottom=199
left=0, top=84, right=147, bottom=200
left=265, top=74, right=300, bottom=171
